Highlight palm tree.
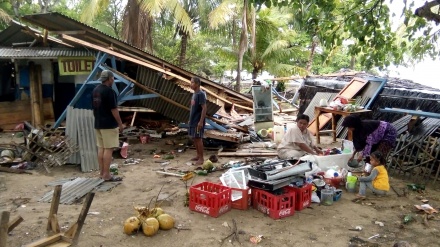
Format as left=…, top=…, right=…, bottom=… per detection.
left=249, top=7, right=308, bottom=78
left=138, top=0, right=196, bottom=67
left=209, top=0, right=250, bottom=91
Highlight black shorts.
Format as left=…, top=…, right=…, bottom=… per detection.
left=188, top=127, right=204, bottom=139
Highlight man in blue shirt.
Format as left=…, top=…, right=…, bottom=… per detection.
left=188, top=77, right=207, bottom=165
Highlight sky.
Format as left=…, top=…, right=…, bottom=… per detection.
left=386, top=1, right=440, bottom=89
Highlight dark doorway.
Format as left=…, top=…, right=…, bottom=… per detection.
left=53, top=62, right=76, bottom=119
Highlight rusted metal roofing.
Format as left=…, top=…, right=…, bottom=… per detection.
left=39, top=177, right=103, bottom=204
left=20, top=12, right=253, bottom=110
left=0, top=20, right=74, bottom=48
left=134, top=66, right=221, bottom=123
left=0, top=47, right=94, bottom=58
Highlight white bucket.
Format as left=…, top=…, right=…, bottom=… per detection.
left=273, top=125, right=284, bottom=143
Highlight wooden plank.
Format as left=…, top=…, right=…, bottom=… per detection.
left=61, top=34, right=253, bottom=112
left=334, top=77, right=368, bottom=101
left=23, top=233, right=63, bottom=247
left=0, top=211, right=10, bottom=247
left=308, top=113, right=332, bottom=135
left=7, top=215, right=23, bottom=233
left=66, top=192, right=94, bottom=245
left=47, top=185, right=62, bottom=233
left=0, top=98, right=54, bottom=130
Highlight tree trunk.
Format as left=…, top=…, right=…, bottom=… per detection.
left=122, top=0, right=152, bottom=51
left=306, top=37, right=317, bottom=72
left=350, top=56, right=356, bottom=69
left=179, top=32, right=188, bottom=67
left=252, top=67, right=258, bottom=80
left=236, top=0, right=248, bottom=92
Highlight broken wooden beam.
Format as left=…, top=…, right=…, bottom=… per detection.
left=8, top=215, right=23, bottom=233
left=0, top=167, right=32, bottom=174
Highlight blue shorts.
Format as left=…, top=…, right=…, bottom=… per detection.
left=188, top=127, right=204, bottom=139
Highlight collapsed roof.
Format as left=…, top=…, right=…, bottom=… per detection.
left=19, top=12, right=253, bottom=123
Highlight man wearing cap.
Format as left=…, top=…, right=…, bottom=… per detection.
left=92, top=70, right=123, bottom=182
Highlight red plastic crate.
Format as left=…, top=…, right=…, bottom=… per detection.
left=252, top=187, right=296, bottom=219
left=231, top=187, right=251, bottom=210
left=291, top=184, right=312, bottom=211
left=189, top=182, right=232, bottom=217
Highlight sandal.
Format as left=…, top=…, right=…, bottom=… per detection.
left=104, top=176, right=123, bottom=182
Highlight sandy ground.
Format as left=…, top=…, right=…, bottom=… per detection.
left=1, top=132, right=440, bottom=247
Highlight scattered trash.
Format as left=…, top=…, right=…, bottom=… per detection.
left=349, top=226, right=363, bottom=231
left=222, top=222, right=229, bottom=228
left=368, top=234, right=380, bottom=239
left=374, top=221, right=384, bottom=227
left=403, top=214, right=413, bottom=224
left=406, top=184, right=425, bottom=191
left=110, top=164, right=118, bottom=175
left=421, top=199, right=429, bottom=203
left=414, top=204, right=438, bottom=214
left=250, top=235, right=263, bottom=244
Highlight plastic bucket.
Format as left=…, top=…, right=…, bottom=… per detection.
left=320, top=189, right=334, bottom=206
left=346, top=182, right=356, bottom=193
left=346, top=176, right=357, bottom=183
left=257, top=129, right=268, bottom=137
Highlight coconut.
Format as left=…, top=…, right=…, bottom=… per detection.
left=157, top=214, right=175, bottom=230
left=150, top=207, right=164, bottom=218
left=123, top=216, right=141, bottom=235
left=142, top=217, right=159, bottom=236
left=202, top=160, right=213, bottom=171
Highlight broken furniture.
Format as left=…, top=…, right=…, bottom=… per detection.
left=22, top=127, right=78, bottom=173
left=313, top=106, right=371, bottom=144
left=24, top=185, right=95, bottom=247
left=252, top=85, right=274, bottom=133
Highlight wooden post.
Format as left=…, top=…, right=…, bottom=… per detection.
left=29, top=62, right=43, bottom=127
left=47, top=185, right=62, bottom=233
left=36, top=65, right=45, bottom=126
left=0, top=211, right=10, bottom=247
left=64, top=192, right=95, bottom=245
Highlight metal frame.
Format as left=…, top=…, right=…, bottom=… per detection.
left=53, top=52, right=159, bottom=128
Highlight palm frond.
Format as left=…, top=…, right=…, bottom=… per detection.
left=0, top=9, right=12, bottom=24
left=138, top=0, right=167, bottom=16
left=268, top=63, right=308, bottom=77
left=81, top=0, right=108, bottom=24
left=262, top=40, right=290, bottom=57
left=208, top=0, right=237, bottom=29
left=165, top=0, right=194, bottom=36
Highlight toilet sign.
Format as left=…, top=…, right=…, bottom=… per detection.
left=58, top=57, right=95, bottom=75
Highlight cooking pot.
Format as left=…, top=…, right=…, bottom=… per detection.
left=312, top=178, right=326, bottom=189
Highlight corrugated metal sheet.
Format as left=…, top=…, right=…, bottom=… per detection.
left=303, top=92, right=337, bottom=120
left=134, top=66, right=221, bottom=123
left=66, top=106, right=80, bottom=164
left=21, top=12, right=253, bottom=108
left=46, top=177, right=76, bottom=186
left=39, top=177, right=103, bottom=204
left=0, top=47, right=94, bottom=58
left=65, top=107, right=98, bottom=172
left=0, top=20, right=78, bottom=48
